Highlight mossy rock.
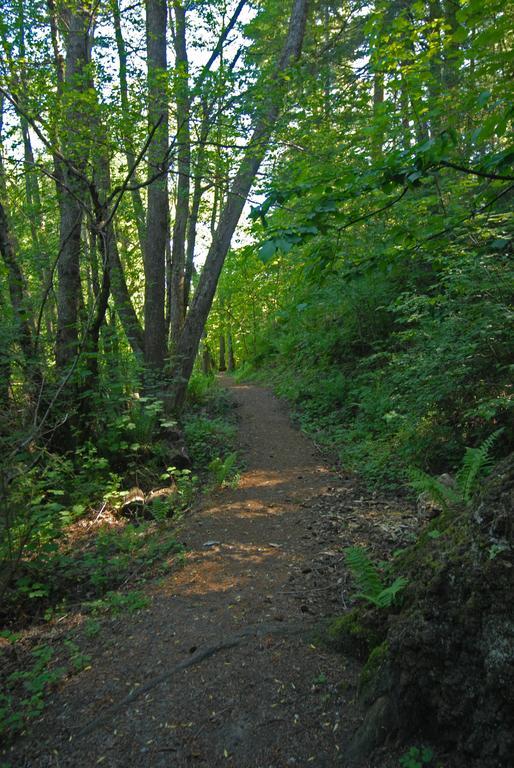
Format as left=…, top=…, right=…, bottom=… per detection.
left=359, top=641, right=389, bottom=694
left=325, top=609, right=384, bottom=659
left=346, top=454, right=514, bottom=768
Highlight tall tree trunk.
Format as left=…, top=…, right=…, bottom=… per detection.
left=144, top=0, right=169, bottom=371
left=372, top=72, right=384, bottom=160
left=169, top=0, right=310, bottom=411
left=427, top=0, right=443, bottom=137
left=169, top=1, right=191, bottom=343
left=184, top=100, right=211, bottom=309
left=88, top=106, right=144, bottom=361
left=0, top=202, right=34, bottom=366
left=219, top=333, right=226, bottom=371
left=55, top=2, right=93, bottom=370
left=0, top=95, right=35, bottom=396
left=227, top=330, right=235, bottom=372
left=110, top=0, right=146, bottom=256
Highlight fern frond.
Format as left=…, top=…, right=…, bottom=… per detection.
left=408, top=469, right=459, bottom=510
left=375, top=576, right=409, bottom=607
left=345, top=546, right=383, bottom=598
left=456, top=429, right=503, bottom=503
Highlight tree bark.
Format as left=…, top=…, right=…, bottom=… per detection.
left=111, top=0, right=146, bottom=256
left=144, top=0, right=169, bottom=371
left=0, top=201, right=34, bottom=365
left=55, top=3, right=93, bottom=370
left=219, top=334, right=226, bottom=371
left=168, top=0, right=310, bottom=411
left=227, top=330, right=235, bottom=372
left=169, top=1, right=190, bottom=343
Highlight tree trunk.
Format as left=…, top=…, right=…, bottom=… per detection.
left=55, top=3, right=93, bottom=370
left=0, top=96, right=34, bottom=381
left=111, top=0, right=146, bottom=256
left=169, top=1, right=191, bottom=343
left=219, top=334, right=226, bottom=371
left=227, top=331, right=235, bottom=371
left=168, top=0, right=310, bottom=411
left=144, top=0, right=169, bottom=371
left=372, top=72, right=384, bottom=160
left=0, top=201, right=34, bottom=365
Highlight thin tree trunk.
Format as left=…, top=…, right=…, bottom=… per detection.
left=110, top=0, right=146, bottom=256
left=169, top=0, right=310, bottom=411
left=0, top=202, right=34, bottom=365
left=219, top=334, right=226, bottom=371
left=144, top=0, right=169, bottom=371
left=170, top=1, right=191, bottom=342
left=372, top=72, right=384, bottom=159
left=227, top=330, right=235, bottom=371
left=0, top=95, right=35, bottom=396
left=55, top=4, right=93, bottom=370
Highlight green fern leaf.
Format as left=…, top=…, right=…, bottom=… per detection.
left=456, top=429, right=503, bottom=503
left=408, top=469, right=459, bottom=510
left=375, top=576, right=409, bottom=607
left=345, top=546, right=384, bottom=599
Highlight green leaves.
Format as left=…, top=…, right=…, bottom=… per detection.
left=345, top=546, right=408, bottom=609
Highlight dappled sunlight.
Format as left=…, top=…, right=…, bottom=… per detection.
left=163, top=542, right=283, bottom=597
left=238, top=466, right=328, bottom=489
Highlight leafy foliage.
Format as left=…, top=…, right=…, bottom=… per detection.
left=399, top=746, right=434, bottom=768
left=345, top=547, right=408, bottom=608
left=409, top=429, right=504, bottom=508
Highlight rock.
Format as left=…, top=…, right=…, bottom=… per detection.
left=416, top=473, right=456, bottom=519
left=345, top=696, right=398, bottom=765
left=349, top=454, right=514, bottom=767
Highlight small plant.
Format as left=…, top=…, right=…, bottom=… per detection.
left=0, top=644, right=65, bottom=739
left=86, top=589, right=150, bottom=616
left=208, top=452, right=239, bottom=487
left=184, top=415, right=237, bottom=467
left=399, top=745, right=434, bottom=767
left=63, top=640, right=92, bottom=672
left=345, top=546, right=408, bottom=608
left=84, top=618, right=101, bottom=638
left=409, top=429, right=504, bottom=509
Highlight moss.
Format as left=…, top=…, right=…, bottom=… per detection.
left=325, top=609, right=383, bottom=658
left=360, top=641, right=389, bottom=690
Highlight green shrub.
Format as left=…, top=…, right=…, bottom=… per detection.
left=184, top=415, right=237, bottom=467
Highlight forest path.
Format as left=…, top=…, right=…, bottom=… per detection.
left=7, top=377, right=383, bottom=768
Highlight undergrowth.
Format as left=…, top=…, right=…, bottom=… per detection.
left=0, top=371, right=238, bottom=626
left=0, top=370, right=239, bottom=744
left=236, top=244, right=513, bottom=488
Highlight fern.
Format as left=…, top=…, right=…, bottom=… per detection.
left=372, top=576, right=409, bottom=608
left=345, top=546, right=408, bottom=608
left=208, top=452, right=238, bottom=486
left=456, top=429, right=503, bottom=503
left=410, top=429, right=504, bottom=509
left=408, top=469, right=459, bottom=511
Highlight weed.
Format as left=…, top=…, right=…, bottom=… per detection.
left=84, top=618, right=101, bottom=638
left=208, top=452, right=239, bottom=487
left=184, top=415, right=237, bottom=467
left=86, top=589, right=150, bottom=616
left=0, top=645, right=65, bottom=739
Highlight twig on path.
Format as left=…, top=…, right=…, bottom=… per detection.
left=72, top=620, right=327, bottom=741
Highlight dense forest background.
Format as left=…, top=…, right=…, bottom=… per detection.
left=205, top=0, right=513, bottom=485
left=0, top=0, right=513, bottom=753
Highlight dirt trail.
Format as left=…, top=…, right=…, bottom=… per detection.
left=5, top=378, right=384, bottom=768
